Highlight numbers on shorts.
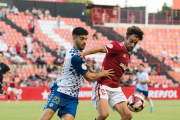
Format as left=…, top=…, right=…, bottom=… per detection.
left=51, top=96, right=60, bottom=104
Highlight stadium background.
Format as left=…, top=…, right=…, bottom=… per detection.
left=0, top=0, right=180, bottom=119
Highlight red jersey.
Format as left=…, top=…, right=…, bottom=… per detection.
left=9, top=77, right=16, bottom=88
left=97, top=42, right=130, bottom=88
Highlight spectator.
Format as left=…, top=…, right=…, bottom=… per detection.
left=39, top=72, right=46, bottom=82
left=44, top=9, right=50, bottom=17
left=25, top=8, right=31, bottom=16
left=15, top=42, right=21, bottom=55
left=32, top=7, right=38, bottom=19
left=0, top=8, right=3, bottom=19
left=23, top=43, right=28, bottom=54
left=3, top=51, right=11, bottom=59
left=156, top=67, right=161, bottom=75
left=6, top=6, right=11, bottom=15
left=93, top=32, right=98, bottom=40
left=61, top=47, right=66, bottom=57
left=30, top=75, right=38, bottom=81
left=31, top=56, right=36, bottom=68
left=57, top=15, right=61, bottom=28
left=143, top=51, right=147, bottom=62
left=28, top=19, right=35, bottom=33
left=130, top=12, right=135, bottom=24
left=162, top=49, right=166, bottom=63
left=7, top=46, right=14, bottom=55
left=55, top=46, right=62, bottom=56
left=37, top=9, right=43, bottom=18
left=151, top=67, right=157, bottom=75
left=1, top=7, right=6, bottom=18
left=128, top=74, right=136, bottom=86
left=47, top=65, right=52, bottom=73
left=32, top=36, right=38, bottom=45
left=20, top=51, right=26, bottom=58
left=36, top=55, right=47, bottom=68
left=169, top=53, right=174, bottom=60
left=53, top=58, right=62, bottom=66
left=162, top=83, right=168, bottom=88
left=0, top=26, right=5, bottom=35
left=154, top=82, right=159, bottom=88
left=38, top=43, right=45, bottom=52
left=11, top=6, right=19, bottom=15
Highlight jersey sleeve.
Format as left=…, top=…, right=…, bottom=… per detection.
left=104, top=41, right=122, bottom=54
left=71, top=55, right=88, bottom=75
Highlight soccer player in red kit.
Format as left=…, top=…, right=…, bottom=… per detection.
left=7, top=77, right=18, bottom=104
left=78, top=26, right=144, bottom=120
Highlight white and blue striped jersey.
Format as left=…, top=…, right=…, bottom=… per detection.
left=136, top=71, right=149, bottom=91
left=53, top=46, right=88, bottom=97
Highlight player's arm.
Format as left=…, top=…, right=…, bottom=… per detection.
left=78, top=46, right=107, bottom=58
left=71, top=55, right=114, bottom=81
left=83, top=66, right=114, bottom=81
left=3, top=65, right=14, bottom=78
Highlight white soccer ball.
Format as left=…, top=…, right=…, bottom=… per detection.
left=127, top=94, right=145, bottom=112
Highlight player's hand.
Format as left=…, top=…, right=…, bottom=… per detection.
left=101, top=66, right=115, bottom=80
left=2, top=74, right=8, bottom=78
left=86, top=64, right=95, bottom=73
left=77, top=52, right=84, bottom=58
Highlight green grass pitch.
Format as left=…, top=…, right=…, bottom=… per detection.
left=0, top=100, right=180, bottom=120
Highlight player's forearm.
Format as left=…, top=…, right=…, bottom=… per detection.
left=86, top=72, right=104, bottom=81
left=83, top=46, right=106, bottom=56
left=140, top=81, right=150, bottom=84
left=7, top=73, right=14, bottom=78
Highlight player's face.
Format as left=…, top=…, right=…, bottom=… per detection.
left=0, top=54, right=3, bottom=62
left=125, top=35, right=139, bottom=52
left=74, top=35, right=87, bottom=51
left=138, top=65, right=144, bottom=72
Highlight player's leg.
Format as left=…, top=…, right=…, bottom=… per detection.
left=13, top=88, right=18, bottom=104
left=114, top=101, right=132, bottom=120
left=0, top=82, right=7, bottom=95
left=143, top=91, right=153, bottom=113
left=39, top=108, right=56, bottom=120
left=134, top=88, right=141, bottom=94
left=93, top=83, right=109, bottom=120
left=39, top=90, right=59, bottom=120
left=109, top=88, right=132, bottom=120
left=96, top=98, right=109, bottom=120
left=57, top=94, right=79, bottom=120
left=7, top=87, right=11, bottom=103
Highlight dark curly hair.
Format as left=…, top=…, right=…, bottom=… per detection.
left=126, top=26, right=144, bottom=40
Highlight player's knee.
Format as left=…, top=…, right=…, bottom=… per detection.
left=99, top=112, right=109, bottom=119
left=122, top=112, right=132, bottom=120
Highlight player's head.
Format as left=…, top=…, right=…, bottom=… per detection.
left=72, top=27, right=88, bottom=51
left=124, top=26, right=144, bottom=52
left=138, top=63, right=145, bottom=72
left=0, top=52, right=3, bottom=63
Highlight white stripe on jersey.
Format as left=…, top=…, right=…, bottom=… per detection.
left=55, top=47, right=85, bottom=97
left=136, top=71, right=149, bottom=91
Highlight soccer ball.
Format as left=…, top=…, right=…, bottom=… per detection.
left=127, top=94, right=145, bottom=112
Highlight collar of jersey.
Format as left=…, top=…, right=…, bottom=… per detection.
left=73, top=46, right=80, bottom=53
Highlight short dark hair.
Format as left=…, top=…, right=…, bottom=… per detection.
left=72, top=27, right=88, bottom=36
left=0, top=52, right=3, bottom=56
left=126, top=26, right=144, bottom=40
left=139, top=63, right=144, bottom=67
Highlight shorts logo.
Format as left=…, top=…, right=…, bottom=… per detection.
left=49, top=103, right=53, bottom=107
left=102, top=93, right=106, bottom=96
left=82, top=64, right=87, bottom=70
left=107, top=44, right=113, bottom=49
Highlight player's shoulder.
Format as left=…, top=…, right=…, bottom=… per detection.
left=142, top=71, right=148, bottom=75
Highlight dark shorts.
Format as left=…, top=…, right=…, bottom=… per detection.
left=135, top=88, right=148, bottom=97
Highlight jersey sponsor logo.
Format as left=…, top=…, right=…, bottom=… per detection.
left=49, top=103, right=54, bottom=107
left=119, top=43, right=123, bottom=46
left=149, top=90, right=178, bottom=98
left=82, top=64, right=87, bottom=70
left=120, top=63, right=128, bottom=70
left=107, top=44, right=113, bottom=49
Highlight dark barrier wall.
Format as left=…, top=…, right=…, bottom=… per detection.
left=56, top=3, right=86, bottom=22
left=8, top=0, right=86, bottom=22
